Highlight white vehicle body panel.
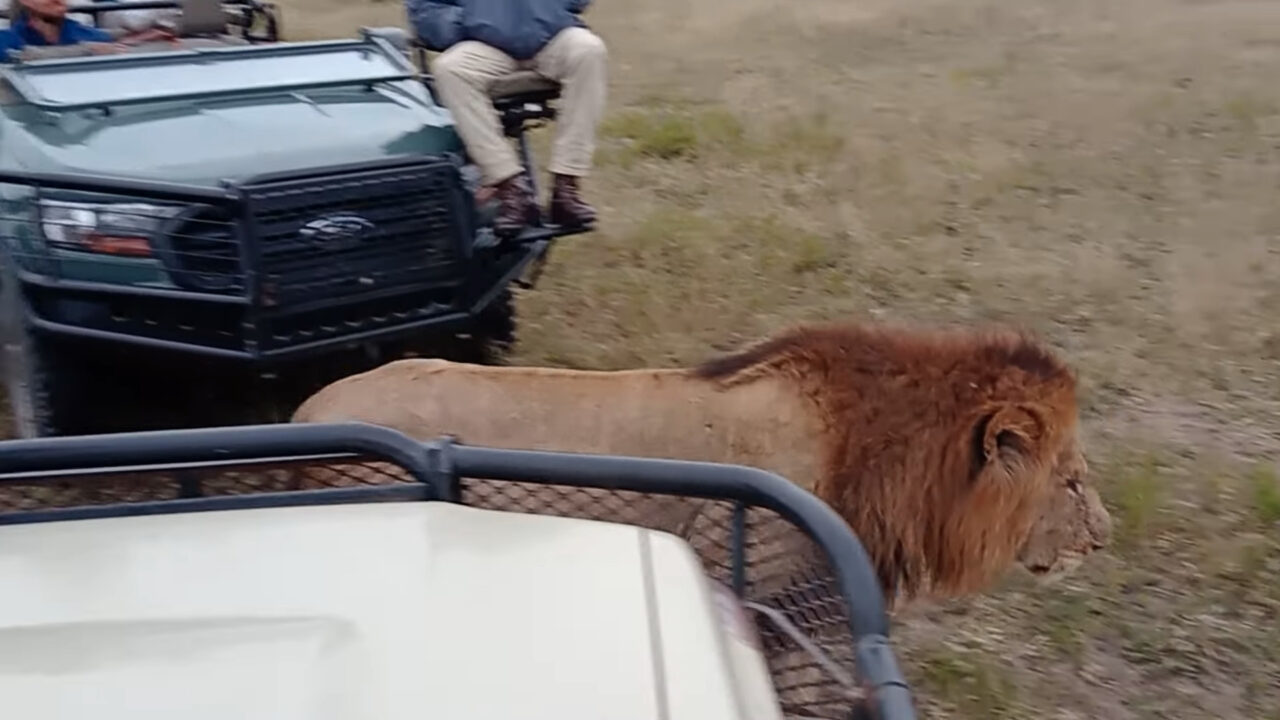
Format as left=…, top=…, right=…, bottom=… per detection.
left=0, top=501, right=784, bottom=720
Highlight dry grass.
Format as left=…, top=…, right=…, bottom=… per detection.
left=436, top=0, right=1280, bottom=715
left=285, top=0, right=1280, bottom=715
left=8, top=0, right=1280, bottom=716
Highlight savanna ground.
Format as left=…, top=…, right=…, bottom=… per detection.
left=10, top=0, right=1280, bottom=717
left=294, top=1, right=1280, bottom=716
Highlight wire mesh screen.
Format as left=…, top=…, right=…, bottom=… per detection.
left=242, top=160, right=467, bottom=308
left=0, top=457, right=414, bottom=511
left=0, top=456, right=862, bottom=719
left=459, top=477, right=863, bottom=719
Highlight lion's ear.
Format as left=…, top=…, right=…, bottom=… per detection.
left=979, top=405, right=1041, bottom=466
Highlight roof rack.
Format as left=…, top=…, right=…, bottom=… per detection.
left=0, top=34, right=408, bottom=112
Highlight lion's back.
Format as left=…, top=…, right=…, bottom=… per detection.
left=291, top=358, right=829, bottom=487
left=292, top=357, right=456, bottom=424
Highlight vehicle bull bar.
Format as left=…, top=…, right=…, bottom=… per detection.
left=0, top=161, right=559, bottom=363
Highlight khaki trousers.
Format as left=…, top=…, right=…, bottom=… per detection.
left=432, top=27, right=608, bottom=186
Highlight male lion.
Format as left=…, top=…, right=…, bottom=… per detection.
left=291, top=319, right=1111, bottom=602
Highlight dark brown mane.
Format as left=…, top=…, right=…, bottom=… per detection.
left=694, top=319, right=1079, bottom=601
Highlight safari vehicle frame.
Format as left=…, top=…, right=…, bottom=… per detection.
left=60, top=0, right=283, bottom=42
left=0, top=1, right=591, bottom=438
left=0, top=422, right=917, bottom=720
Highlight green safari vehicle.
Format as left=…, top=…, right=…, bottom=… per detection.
left=0, top=0, right=588, bottom=437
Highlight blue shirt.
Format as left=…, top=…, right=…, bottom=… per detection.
left=0, top=14, right=114, bottom=60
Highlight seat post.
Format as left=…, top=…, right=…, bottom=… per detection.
left=178, top=0, right=230, bottom=36
left=516, top=133, right=544, bottom=225
left=434, top=63, right=563, bottom=227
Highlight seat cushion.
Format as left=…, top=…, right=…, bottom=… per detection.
left=489, top=70, right=561, bottom=101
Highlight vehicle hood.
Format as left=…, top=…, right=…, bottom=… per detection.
left=1, top=87, right=461, bottom=186
left=0, top=501, right=757, bottom=720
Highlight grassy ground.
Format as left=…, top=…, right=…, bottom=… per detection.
left=400, top=1, right=1280, bottom=716
left=10, top=0, right=1280, bottom=716
left=302, top=1, right=1280, bottom=715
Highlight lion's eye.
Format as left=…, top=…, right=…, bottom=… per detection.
left=1066, top=477, right=1083, bottom=495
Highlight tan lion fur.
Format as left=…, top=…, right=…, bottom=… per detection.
left=292, top=319, right=1111, bottom=601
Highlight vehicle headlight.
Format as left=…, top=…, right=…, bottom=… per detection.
left=38, top=199, right=185, bottom=257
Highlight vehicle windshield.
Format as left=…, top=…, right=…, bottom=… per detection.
left=3, top=41, right=412, bottom=109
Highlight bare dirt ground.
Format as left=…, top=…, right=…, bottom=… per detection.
left=5, top=0, right=1279, bottom=716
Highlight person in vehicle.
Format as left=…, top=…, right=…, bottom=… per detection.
left=93, top=0, right=178, bottom=36
left=0, top=0, right=123, bottom=58
left=407, top=0, right=607, bottom=235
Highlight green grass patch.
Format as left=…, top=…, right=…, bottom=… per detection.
left=598, top=105, right=842, bottom=171
left=1039, top=592, right=1092, bottom=662
left=1249, top=462, right=1280, bottom=525
left=601, top=111, right=699, bottom=160
left=1106, top=453, right=1167, bottom=550
left=917, top=647, right=1024, bottom=719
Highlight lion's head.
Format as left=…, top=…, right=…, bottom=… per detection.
left=930, top=385, right=1112, bottom=598
left=695, top=320, right=1112, bottom=602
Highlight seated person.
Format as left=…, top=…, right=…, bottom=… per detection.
left=93, top=0, right=180, bottom=36
left=0, top=0, right=121, bottom=57
left=408, top=0, right=606, bottom=235
left=0, top=0, right=176, bottom=60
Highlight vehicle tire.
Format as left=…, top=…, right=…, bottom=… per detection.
left=0, top=273, right=89, bottom=438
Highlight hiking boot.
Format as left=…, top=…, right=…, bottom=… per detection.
left=493, top=173, right=539, bottom=238
left=549, top=174, right=597, bottom=229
